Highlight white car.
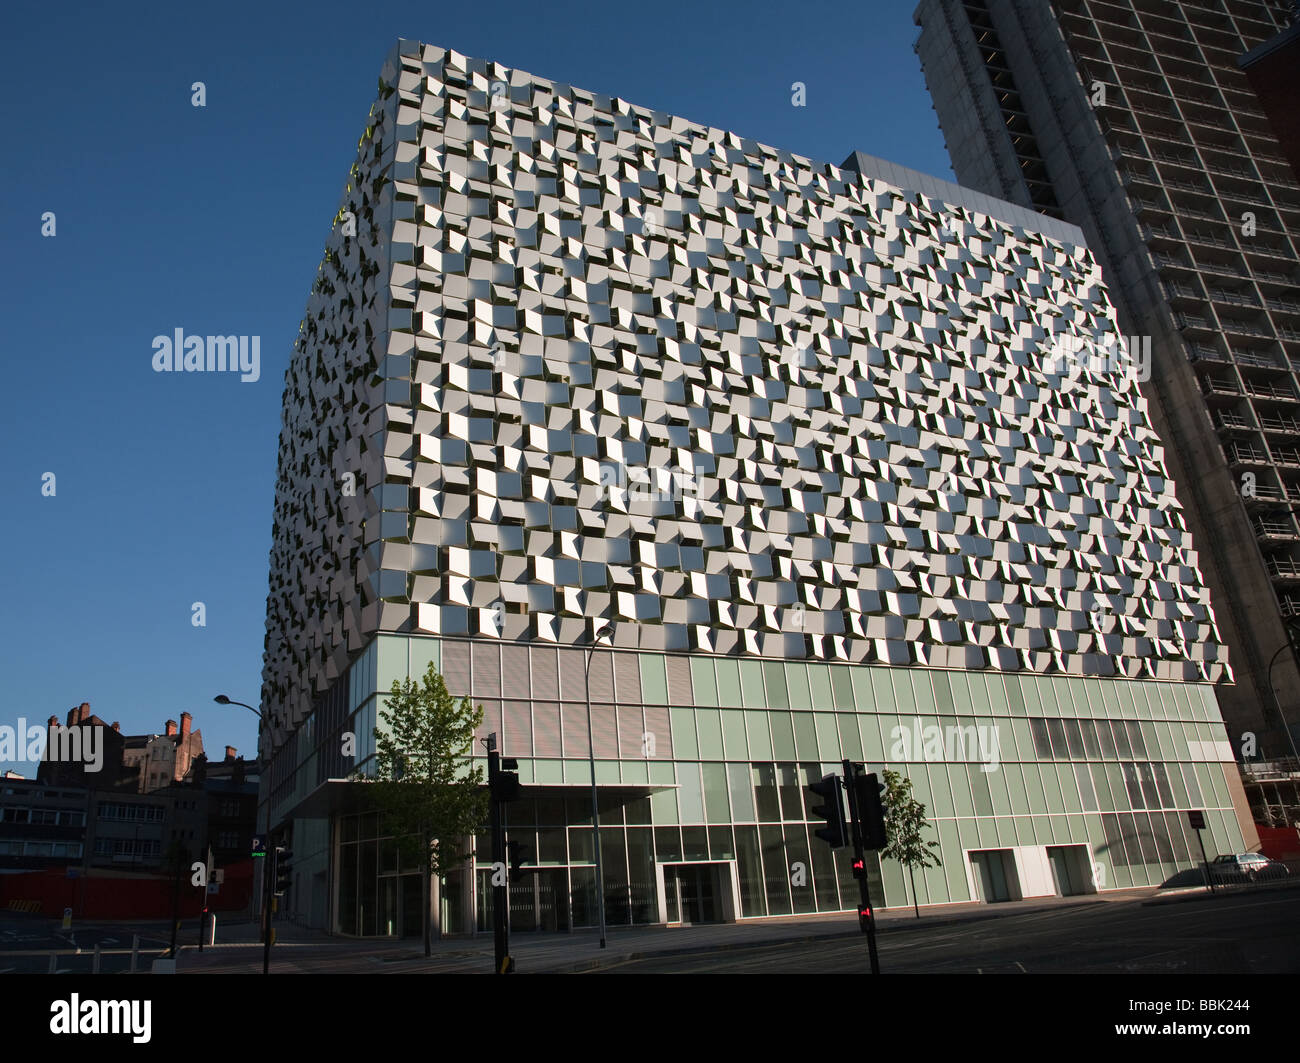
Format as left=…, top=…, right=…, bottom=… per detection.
left=1210, top=853, right=1289, bottom=882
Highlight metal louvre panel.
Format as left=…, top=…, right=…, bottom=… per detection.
left=501, top=644, right=530, bottom=699
left=557, top=648, right=586, bottom=702
left=533, top=701, right=562, bottom=757
left=588, top=649, right=614, bottom=702
left=442, top=641, right=471, bottom=698
left=530, top=646, right=559, bottom=699
left=472, top=640, right=501, bottom=698
left=665, top=654, right=692, bottom=705
left=561, top=702, right=590, bottom=758
left=643, top=704, right=672, bottom=759
left=503, top=698, right=532, bottom=757
left=613, top=651, right=642, bottom=704
left=591, top=702, right=618, bottom=758
left=475, top=698, right=501, bottom=747
left=617, top=704, right=646, bottom=758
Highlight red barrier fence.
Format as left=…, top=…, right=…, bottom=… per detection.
left=1256, top=824, right=1300, bottom=865
left=0, top=859, right=256, bottom=919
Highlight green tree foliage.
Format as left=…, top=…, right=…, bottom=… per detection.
left=363, top=663, right=488, bottom=879
left=881, top=768, right=941, bottom=918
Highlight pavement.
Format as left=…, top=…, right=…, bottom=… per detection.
left=10, top=878, right=1297, bottom=973
left=170, top=886, right=1166, bottom=974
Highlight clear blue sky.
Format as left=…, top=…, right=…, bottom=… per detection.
left=0, top=0, right=953, bottom=772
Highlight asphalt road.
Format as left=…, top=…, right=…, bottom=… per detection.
left=590, top=891, right=1300, bottom=974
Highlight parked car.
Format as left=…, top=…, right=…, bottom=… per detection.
left=1210, top=853, right=1290, bottom=882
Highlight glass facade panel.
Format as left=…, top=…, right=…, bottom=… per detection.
left=760, top=824, right=792, bottom=915
left=715, top=658, right=742, bottom=707
left=735, top=825, right=765, bottom=916
left=739, top=660, right=765, bottom=708
left=703, top=763, right=731, bottom=824
left=771, top=713, right=797, bottom=760
left=670, top=707, right=698, bottom=759
left=746, top=711, right=773, bottom=759
left=777, top=763, right=804, bottom=821
left=696, top=709, right=724, bottom=759
left=1074, top=763, right=1098, bottom=811
left=793, top=713, right=820, bottom=759
left=809, top=665, right=834, bottom=710
left=690, top=658, right=717, bottom=707
left=678, top=764, right=705, bottom=823
left=626, top=827, right=656, bottom=924
left=721, top=710, right=747, bottom=760
left=728, top=762, right=756, bottom=821
left=830, top=665, right=855, bottom=710
left=753, top=764, right=780, bottom=822
left=654, top=826, right=682, bottom=862
left=786, top=663, right=812, bottom=709
left=786, top=824, right=816, bottom=913
left=763, top=661, right=789, bottom=709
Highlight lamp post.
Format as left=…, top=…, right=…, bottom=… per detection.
left=583, top=623, right=614, bottom=948
left=214, top=695, right=274, bottom=973
left=1265, top=644, right=1300, bottom=764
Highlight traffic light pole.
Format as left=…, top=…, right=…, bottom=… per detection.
left=488, top=742, right=511, bottom=974
left=263, top=846, right=275, bottom=975
left=843, top=760, right=881, bottom=975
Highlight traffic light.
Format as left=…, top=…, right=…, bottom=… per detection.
left=807, top=774, right=847, bottom=848
left=274, top=846, right=292, bottom=895
left=492, top=756, right=522, bottom=803
left=857, top=904, right=874, bottom=933
left=853, top=772, right=888, bottom=850
left=506, top=838, right=534, bottom=876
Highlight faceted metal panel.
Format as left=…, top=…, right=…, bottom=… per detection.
left=261, top=40, right=1226, bottom=743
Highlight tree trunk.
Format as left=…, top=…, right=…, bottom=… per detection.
left=909, top=865, right=920, bottom=919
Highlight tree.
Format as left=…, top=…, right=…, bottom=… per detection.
left=880, top=768, right=941, bottom=919
left=359, top=663, right=488, bottom=955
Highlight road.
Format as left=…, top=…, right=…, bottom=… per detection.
left=3, top=888, right=1295, bottom=974
left=591, top=891, right=1299, bottom=974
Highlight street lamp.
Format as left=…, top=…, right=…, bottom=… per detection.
left=583, top=622, right=614, bottom=948
left=214, top=694, right=275, bottom=974
left=1265, top=645, right=1300, bottom=765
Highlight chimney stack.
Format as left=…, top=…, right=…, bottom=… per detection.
left=180, top=712, right=192, bottom=739
left=225, top=746, right=237, bottom=762
left=78, top=702, right=90, bottom=723
left=47, top=715, right=58, bottom=729
left=165, top=719, right=178, bottom=737
left=112, top=722, right=120, bottom=732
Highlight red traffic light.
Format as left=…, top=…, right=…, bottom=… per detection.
left=857, top=905, right=874, bottom=931
left=852, top=857, right=865, bottom=877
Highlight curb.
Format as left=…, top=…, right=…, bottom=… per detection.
left=1144, top=880, right=1300, bottom=906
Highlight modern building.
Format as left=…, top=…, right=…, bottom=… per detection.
left=0, top=778, right=89, bottom=871
left=259, top=40, right=1256, bottom=936
left=913, top=0, right=1300, bottom=770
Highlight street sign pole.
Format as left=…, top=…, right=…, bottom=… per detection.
left=1188, top=810, right=1213, bottom=893
left=843, top=759, right=881, bottom=974
left=487, top=733, right=511, bottom=974
left=263, top=846, right=276, bottom=974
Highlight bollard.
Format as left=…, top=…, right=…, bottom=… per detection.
left=131, top=934, right=139, bottom=973
left=93, top=944, right=101, bottom=974
left=48, top=953, right=57, bottom=974
left=204, top=912, right=216, bottom=946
